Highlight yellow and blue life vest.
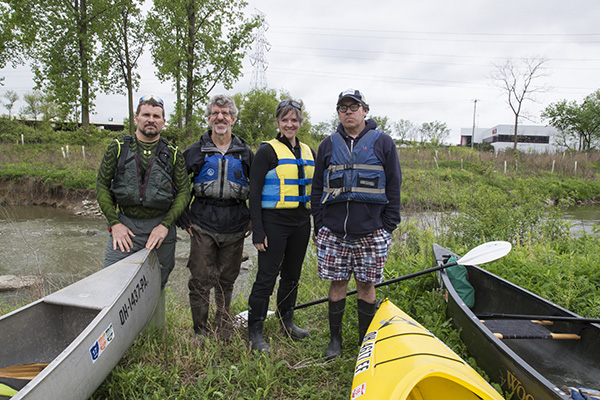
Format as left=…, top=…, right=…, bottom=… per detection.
left=261, top=139, right=314, bottom=209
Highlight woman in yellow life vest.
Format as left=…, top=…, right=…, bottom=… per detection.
left=247, top=99, right=315, bottom=353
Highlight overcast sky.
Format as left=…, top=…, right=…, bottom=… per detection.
left=1, top=0, right=599, bottom=143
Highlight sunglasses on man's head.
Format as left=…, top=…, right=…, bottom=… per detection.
left=139, top=95, right=164, bottom=105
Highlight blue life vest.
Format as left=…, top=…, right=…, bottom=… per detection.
left=321, top=130, right=388, bottom=205
left=194, top=152, right=249, bottom=202
left=261, top=139, right=314, bottom=209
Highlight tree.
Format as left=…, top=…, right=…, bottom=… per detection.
left=98, top=0, right=146, bottom=134
left=491, top=57, right=549, bottom=150
left=392, top=119, right=418, bottom=143
left=0, top=1, right=35, bottom=71
left=420, top=121, right=450, bottom=146
left=20, top=91, right=44, bottom=121
left=148, top=0, right=259, bottom=137
left=232, top=88, right=279, bottom=144
left=5, top=0, right=117, bottom=128
left=541, top=89, right=600, bottom=151
left=3, top=90, right=19, bottom=118
left=371, top=115, right=391, bottom=134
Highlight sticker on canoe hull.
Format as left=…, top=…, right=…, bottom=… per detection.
left=90, top=324, right=115, bottom=363
left=351, top=382, right=367, bottom=399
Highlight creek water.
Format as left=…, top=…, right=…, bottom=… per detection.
left=0, top=205, right=256, bottom=307
left=1, top=204, right=599, bottom=307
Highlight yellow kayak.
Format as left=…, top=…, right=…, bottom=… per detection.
left=350, top=299, right=504, bottom=400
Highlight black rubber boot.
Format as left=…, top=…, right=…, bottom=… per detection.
left=215, top=288, right=233, bottom=340
left=279, top=309, right=310, bottom=340
left=248, top=320, right=270, bottom=353
left=277, top=280, right=310, bottom=340
left=325, top=298, right=345, bottom=360
left=190, top=296, right=210, bottom=336
left=357, top=299, right=376, bottom=346
left=247, top=296, right=270, bottom=353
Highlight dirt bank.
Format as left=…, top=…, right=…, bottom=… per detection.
left=0, top=177, right=101, bottom=217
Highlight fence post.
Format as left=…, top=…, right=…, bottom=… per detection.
left=551, top=160, right=555, bottom=174
left=574, top=161, right=578, bottom=174
left=82, top=145, right=86, bottom=160
left=61, top=147, right=66, bottom=158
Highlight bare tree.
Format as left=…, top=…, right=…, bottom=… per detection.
left=491, top=57, right=549, bottom=150
left=3, top=90, right=19, bottom=118
left=393, top=119, right=418, bottom=143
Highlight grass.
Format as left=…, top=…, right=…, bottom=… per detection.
left=2, top=141, right=600, bottom=398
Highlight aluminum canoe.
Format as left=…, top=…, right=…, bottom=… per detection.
left=0, top=249, right=161, bottom=400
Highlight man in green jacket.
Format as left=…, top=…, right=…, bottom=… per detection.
left=96, top=95, right=190, bottom=293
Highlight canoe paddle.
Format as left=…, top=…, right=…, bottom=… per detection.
left=294, top=241, right=512, bottom=310
left=0, top=362, right=49, bottom=380
left=477, top=313, right=600, bottom=324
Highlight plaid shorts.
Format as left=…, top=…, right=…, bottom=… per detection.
left=316, top=226, right=392, bottom=283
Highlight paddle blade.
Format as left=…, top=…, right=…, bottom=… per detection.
left=457, top=241, right=511, bottom=266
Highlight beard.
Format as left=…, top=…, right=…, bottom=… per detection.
left=141, top=127, right=159, bottom=138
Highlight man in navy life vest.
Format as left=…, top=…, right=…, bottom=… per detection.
left=311, top=88, right=402, bottom=360
left=179, top=94, right=254, bottom=343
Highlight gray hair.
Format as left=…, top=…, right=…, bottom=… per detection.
left=205, top=94, right=238, bottom=118
left=275, top=99, right=305, bottom=124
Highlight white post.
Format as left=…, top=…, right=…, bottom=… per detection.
left=504, top=160, right=507, bottom=174
left=82, top=145, right=86, bottom=159
left=21, top=134, right=24, bottom=145
left=574, top=161, right=578, bottom=174
left=61, top=147, right=66, bottom=158
left=551, top=160, right=555, bottom=174
left=66, top=145, right=70, bottom=158
left=434, top=156, right=439, bottom=169
left=461, top=158, right=463, bottom=169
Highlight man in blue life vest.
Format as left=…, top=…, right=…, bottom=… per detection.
left=179, top=94, right=254, bottom=343
left=311, top=89, right=402, bottom=360
left=96, top=95, right=191, bottom=326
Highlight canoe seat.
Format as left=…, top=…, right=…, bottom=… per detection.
left=481, top=319, right=580, bottom=340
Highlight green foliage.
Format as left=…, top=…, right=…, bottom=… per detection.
left=542, top=89, right=600, bottom=151
left=147, top=0, right=259, bottom=136
left=232, top=88, right=280, bottom=144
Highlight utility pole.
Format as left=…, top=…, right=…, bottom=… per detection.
left=471, top=99, right=478, bottom=148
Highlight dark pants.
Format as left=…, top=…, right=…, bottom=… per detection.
left=248, top=220, right=311, bottom=324
left=103, top=214, right=176, bottom=289
left=187, top=231, right=244, bottom=311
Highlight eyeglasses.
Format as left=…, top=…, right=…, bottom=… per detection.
left=139, top=95, right=164, bottom=105
left=210, top=110, right=231, bottom=118
left=337, top=103, right=362, bottom=113
left=277, top=100, right=302, bottom=111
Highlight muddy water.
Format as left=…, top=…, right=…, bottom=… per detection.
left=1, top=204, right=598, bottom=307
left=0, top=205, right=257, bottom=307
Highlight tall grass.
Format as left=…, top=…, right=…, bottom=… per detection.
left=2, top=142, right=600, bottom=398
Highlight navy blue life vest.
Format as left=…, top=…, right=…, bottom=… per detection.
left=321, top=130, right=388, bottom=205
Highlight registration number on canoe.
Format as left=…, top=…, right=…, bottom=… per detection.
left=119, top=275, right=149, bottom=326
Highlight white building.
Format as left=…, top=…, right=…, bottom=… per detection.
left=460, top=124, right=567, bottom=153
